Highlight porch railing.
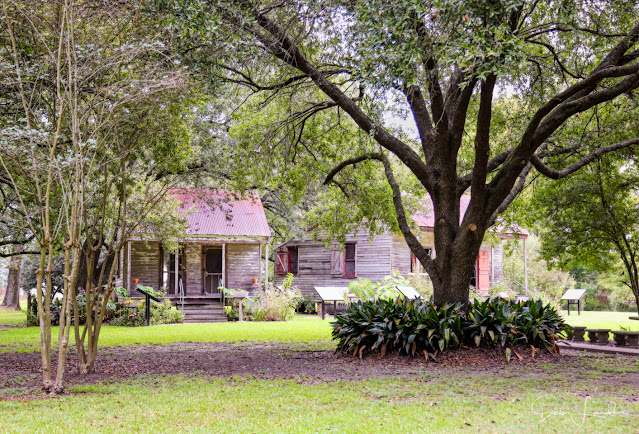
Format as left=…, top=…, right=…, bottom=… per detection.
left=203, top=273, right=223, bottom=297
left=178, top=277, right=185, bottom=311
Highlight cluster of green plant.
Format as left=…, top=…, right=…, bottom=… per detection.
left=99, top=286, right=182, bottom=327
left=296, top=292, right=317, bottom=314
left=222, top=283, right=301, bottom=322
left=572, top=266, right=637, bottom=312
left=501, top=236, right=574, bottom=305
left=26, top=289, right=117, bottom=327
left=405, top=272, right=434, bottom=298
left=332, top=298, right=569, bottom=360
left=109, top=298, right=183, bottom=327
left=347, top=272, right=411, bottom=301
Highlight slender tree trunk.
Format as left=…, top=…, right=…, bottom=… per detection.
left=1, top=246, right=23, bottom=311
left=35, top=246, right=52, bottom=389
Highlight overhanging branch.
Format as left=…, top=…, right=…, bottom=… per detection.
left=323, top=153, right=383, bottom=185
left=531, top=137, right=639, bottom=180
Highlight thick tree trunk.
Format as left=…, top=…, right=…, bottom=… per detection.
left=1, top=248, right=23, bottom=311
left=429, top=228, right=486, bottom=306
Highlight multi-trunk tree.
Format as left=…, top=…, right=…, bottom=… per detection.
left=0, top=0, right=196, bottom=393
left=157, top=0, right=639, bottom=305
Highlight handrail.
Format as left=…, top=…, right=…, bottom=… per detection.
left=508, top=280, right=527, bottom=296
left=178, top=277, right=185, bottom=312
left=134, top=285, right=161, bottom=326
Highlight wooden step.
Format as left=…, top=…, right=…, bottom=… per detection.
left=183, top=318, right=228, bottom=323
left=178, top=299, right=228, bottom=323
left=181, top=310, right=225, bottom=316
left=184, top=316, right=227, bottom=321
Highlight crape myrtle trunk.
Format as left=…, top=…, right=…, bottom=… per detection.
left=1, top=248, right=23, bottom=311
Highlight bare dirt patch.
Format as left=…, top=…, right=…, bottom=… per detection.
left=0, top=342, right=635, bottom=399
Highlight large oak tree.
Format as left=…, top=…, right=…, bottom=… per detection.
left=158, top=0, right=639, bottom=305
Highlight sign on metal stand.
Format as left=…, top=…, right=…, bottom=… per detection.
left=560, top=289, right=587, bottom=315
left=135, top=286, right=162, bottom=326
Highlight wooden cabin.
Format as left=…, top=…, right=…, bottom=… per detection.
left=118, top=189, right=271, bottom=322
left=274, top=195, right=528, bottom=298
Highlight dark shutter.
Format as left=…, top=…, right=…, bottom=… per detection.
left=276, top=248, right=288, bottom=275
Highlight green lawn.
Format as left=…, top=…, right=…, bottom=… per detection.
left=561, top=310, right=639, bottom=331
left=0, top=365, right=637, bottom=432
left=0, top=308, right=26, bottom=327
left=2, top=308, right=639, bottom=352
left=1, top=308, right=638, bottom=432
left=0, top=315, right=333, bottom=352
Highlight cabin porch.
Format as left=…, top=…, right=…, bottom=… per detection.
left=121, top=238, right=268, bottom=322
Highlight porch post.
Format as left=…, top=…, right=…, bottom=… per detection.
left=259, top=243, right=262, bottom=283
left=174, top=246, right=178, bottom=295
left=222, top=242, right=226, bottom=288
left=490, top=246, right=494, bottom=287
left=265, top=243, right=269, bottom=288
left=127, top=240, right=131, bottom=294
left=523, top=237, right=528, bottom=296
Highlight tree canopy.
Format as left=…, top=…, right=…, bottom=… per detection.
left=153, top=0, right=639, bottom=305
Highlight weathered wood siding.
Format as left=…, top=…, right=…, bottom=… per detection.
left=226, top=243, right=261, bottom=291
left=390, top=234, right=412, bottom=274
left=129, top=241, right=161, bottom=296
left=185, top=243, right=203, bottom=296
left=274, top=233, right=393, bottom=298
left=114, top=249, right=124, bottom=289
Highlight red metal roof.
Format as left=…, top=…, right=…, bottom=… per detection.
left=170, top=189, right=271, bottom=238
left=411, top=195, right=528, bottom=238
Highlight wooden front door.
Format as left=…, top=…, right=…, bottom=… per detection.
left=203, top=247, right=223, bottom=297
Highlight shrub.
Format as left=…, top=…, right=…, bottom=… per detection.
left=221, top=284, right=301, bottom=321
left=109, top=289, right=183, bottom=326
left=257, top=285, right=301, bottom=321
left=347, top=272, right=407, bottom=301
left=405, top=272, right=433, bottom=298
left=297, top=292, right=317, bottom=314
left=332, top=298, right=569, bottom=358
left=27, top=288, right=117, bottom=327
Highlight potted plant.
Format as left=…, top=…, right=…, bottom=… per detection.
left=132, top=278, right=139, bottom=285
left=252, top=278, right=259, bottom=284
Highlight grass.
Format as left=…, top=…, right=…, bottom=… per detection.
left=1, top=304, right=638, bottom=432
left=0, top=369, right=637, bottom=432
left=0, top=315, right=334, bottom=352
left=2, top=307, right=639, bottom=352
left=0, top=308, right=26, bottom=327
left=561, top=310, right=639, bottom=331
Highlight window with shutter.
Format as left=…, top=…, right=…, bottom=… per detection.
left=344, top=243, right=356, bottom=277
left=275, top=248, right=288, bottom=275
left=288, top=247, right=298, bottom=275
left=330, top=249, right=343, bottom=275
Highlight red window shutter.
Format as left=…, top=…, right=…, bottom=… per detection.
left=276, top=248, right=288, bottom=275
left=477, top=251, right=490, bottom=292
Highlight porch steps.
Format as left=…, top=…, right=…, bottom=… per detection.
left=178, top=297, right=227, bottom=323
